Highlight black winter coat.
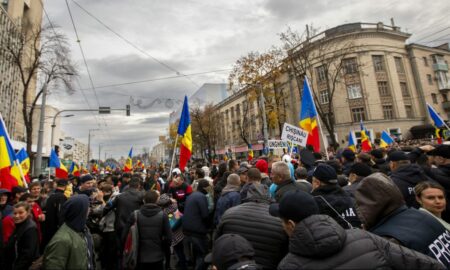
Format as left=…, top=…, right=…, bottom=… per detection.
left=373, top=158, right=390, bottom=174
left=215, top=199, right=288, bottom=269
left=43, top=189, right=67, bottom=247
left=5, top=218, right=40, bottom=270
left=274, top=180, right=301, bottom=202
left=104, top=188, right=143, bottom=235
left=182, top=191, right=209, bottom=237
left=124, top=204, right=172, bottom=263
left=278, top=215, right=445, bottom=270
left=390, top=164, right=433, bottom=208
left=312, top=185, right=361, bottom=229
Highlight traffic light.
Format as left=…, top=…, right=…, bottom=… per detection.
left=126, top=104, right=130, bottom=116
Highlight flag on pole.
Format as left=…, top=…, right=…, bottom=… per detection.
left=11, top=148, right=30, bottom=185
left=380, top=130, right=395, bottom=148
left=0, top=114, right=19, bottom=190
left=299, top=77, right=320, bottom=152
left=92, top=163, right=99, bottom=173
left=123, top=147, right=133, bottom=172
left=247, top=144, right=254, bottom=161
left=436, top=128, right=443, bottom=145
left=360, top=120, right=372, bottom=152
left=69, top=162, right=80, bottom=176
left=427, top=103, right=447, bottom=144
left=348, top=131, right=356, bottom=152
left=49, top=149, right=68, bottom=179
left=177, top=96, right=192, bottom=172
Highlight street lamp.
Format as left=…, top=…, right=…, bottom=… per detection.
left=87, top=129, right=99, bottom=165
left=50, top=114, right=74, bottom=148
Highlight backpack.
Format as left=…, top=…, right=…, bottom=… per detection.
left=122, top=211, right=139, bottom=270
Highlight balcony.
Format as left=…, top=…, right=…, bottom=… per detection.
left=433, top=62, right=449, bottom=72
left=438, top=81, right=450, bottom=92
left=443, top=101, right=450, bottom=111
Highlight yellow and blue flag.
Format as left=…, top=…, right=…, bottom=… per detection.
left=380, top=131, right=394, bottom=148
left=178, top=96, right=192, bottom=171
left=348, top=131, right=356, bottom=152
left=0, top=114, right=19, bottom=190
left=11, top=148, right=30, bottom=186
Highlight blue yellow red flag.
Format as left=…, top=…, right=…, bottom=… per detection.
left=360, top=120, right=372, bottom=152
left=49, top=149, right=68, bottom=179
left=124, top=147, right=133, bottom=172
left=177, top=96, right=192, bottom=171
left=299, top=77, right=320, bottom=152
left=0, top=114, right=19, bottom=190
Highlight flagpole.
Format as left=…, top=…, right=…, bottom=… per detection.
left=14, top=159, right=28, bottom=188
left=306, top=76, right=330, bottom=160
left=169, top=134, right=179, bottom=177
left=427, top=103, right=450, bottom=130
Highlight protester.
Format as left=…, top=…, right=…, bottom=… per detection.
left=415, top=181, right=450, bottom=231
left=0, top=189, right=12, bottom=217
left=311, top=164, right=361, bottom=229
left=9, top=186, right=27, bottom=206
left=74, top=174, right=96, bottom=196
left=370, top=149, right=390, bottom=174
left=183, top=179, right=210, bottom=270
left=29, top=181, right=43, bottom=206
left=388, top=151, right=432, bottom=208
left=4, top=202, right=40, bottom=270
left=214, top=174, right=241, bottom=226
left=236, top=166, right=248, bottom=187
left=168, top=172, right=193, bottom=213
left=339, top=149, right=355, bottom=176
left=19, top=193, right=44, bottom=242
left=123, top=190, right=172, bottom=270
left=343, top=162, right=372, bottom=197
left=43, top=194, right=95, bottom=269
left=355, top=172, right=450, bottom=268
left=427, top=145, right=450, bottom=183
left=205, top=234, right=260, bottom=270
left=293, top=167, right=312, bottom=193
left=240, top=168, right=262, bottom=200
left=269, top=190, right=445, bottom=270
left=254, top=159, right=271, bottom=187
left=42, top=179, right=68, bottom=248
left=215, top=184, right=288, bottom=269
left=271, top=161, right=301, bottom=202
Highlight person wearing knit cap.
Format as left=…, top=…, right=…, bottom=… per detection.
left=214, top=174, right=241, bottom=226
left=311, top=164, right=361, bottom=229
left=74, top=174, right=96, bottom=195
left=343, top=163, right=373, bottom=197
left=340, top=149, right=355, bottom=176
left=254, top=159, right=272, bottom=188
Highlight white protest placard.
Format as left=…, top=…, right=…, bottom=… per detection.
left=281, top=123, right=308, bottom=147
left=267, top=140, right=289, bottom=149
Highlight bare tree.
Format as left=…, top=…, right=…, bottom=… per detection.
left=190, top=104, right=218, bottom=163
left=1, top=24, right=77, bottom=169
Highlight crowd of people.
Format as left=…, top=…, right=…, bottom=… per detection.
left=0, top=142, right=450, bottom=270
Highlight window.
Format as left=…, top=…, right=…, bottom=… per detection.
left=432, top=54, right=445, bottom=64
left=432, top=93, right=438, bottom=104
left=316, top=65, right=326, bottom=82
left=347, top=84, right=363, bottom=99
left=319, top=90, right=329, bottom=104
left=443, top=93, right=449, bottom=102
left=351, top=107, right=366, bottom=122
left=394, top=57, right=405, bottom=73
left=423, top=56, right=429, bottom=66
left=400, top=82, right=409, bottom=97
left=236, top=104, right=240, bottom=116
left=343, top=58, right=358, bottom=74
left=427, top=74, right=433, bottom=85
left=405, top=105, right=414, bottom=118
left=382, top=105, right=394, bottom=119
left=377, top=81, right=390, bottom=96
left=230, top=106, right=234, bottom=118
left=372, top=55, right=385, bottom=72
left=436, top=71, right=449, bottom=89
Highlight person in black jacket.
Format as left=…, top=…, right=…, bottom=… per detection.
left=123, top=190, right=172, bottom=270
left=355, top=172, right=450, bottom=269
left=104, top=177, right=143, bottom=249
left=271, top=161, right=302, bottom=202
left=388, top=151, right=433, bottom=208
left=339, top=149, right=355, bottom=176
left=269, top=190, right=445, bottom=270
left=311, top=164, right=361, bottom=229
left=343, top=163, right=372, bottom=197
left=215, top=184, right=288, bottom=270
left=42, top=179, right=68, bottom=248
left=5, top=202, right=40, bottom=270
left=183, top=179, right=210, bottom=270
left=370, top=149, right=390, bottom=174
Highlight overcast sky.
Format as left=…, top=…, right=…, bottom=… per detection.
left=42, top=0, right=450, bottom=159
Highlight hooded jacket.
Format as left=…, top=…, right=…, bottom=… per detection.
left=104, top=188, right=143, bottom=235
left=278, top=214, right=445, bottom=270
left=215, top=184, right=288, bottom=270
left=214, top=185, right=241, bottom=226
left=355, top=173, right=450, bottom=269
left=182, top=191, right=210, bottom=237
left=390, top=163, right=433, bottom=208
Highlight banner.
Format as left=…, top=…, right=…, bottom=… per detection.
left=267, top=140, right=289, bottom=149
left=281, top=123, right=308, bottom=147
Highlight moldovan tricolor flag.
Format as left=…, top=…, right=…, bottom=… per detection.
left=69, top=162, right=80, bottom=176
left=123, top=147, right=133, bottom=172
left=299, top=77, right=320, bottom=152
left=177, top=96, right=192, bottom=172
left=427, top=103, right=446, bottom=144
left=360, top=120, right=372, bottom=152
left=247, top=144, right=254, bottom=161
left=49, top=149, right=68, bottom=179
left=11, top=148, right=30, bottom=185
left=0, top=114, right=19, bottom=190
left=348, top=131, right=356, bottom=152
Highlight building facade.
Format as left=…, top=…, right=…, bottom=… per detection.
left=150, top=142, right=167, bottom=163
left=214, top=22, right=450, bottom=154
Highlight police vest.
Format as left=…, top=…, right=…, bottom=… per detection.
left=371, top=206, right=450, bottom=268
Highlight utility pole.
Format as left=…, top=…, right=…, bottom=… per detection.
left=98, top=143, right=102, bottom=163
left=87, top=129, right=99, bottom=165
left=259, top=85, right=269, bottom=153
left=34, top=84, right=48, bottom=176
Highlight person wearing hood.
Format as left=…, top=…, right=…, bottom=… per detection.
left=388, top=151, right=433, bottom=208
left=311, top=164, right=361, bottom=229
left=183, top=179, right=211, bottom=270
left=215, top=183, right=288, bottom=269
left=354, top=173, right=450, bottom=268
left=123, top=190, right=172, bottom=269
left=43, top=194, right=95, bottom=270
left=270, top=190, right=445, bottom=270
left=214, top=174, right=241, bottom=226
left=370, top=149, right=390, bottom=174
left=343, top=163, right=372, bottom=197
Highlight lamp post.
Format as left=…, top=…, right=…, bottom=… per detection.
left=87, top=129, right=99, bottom=165
left=34, top=83, right=49, bottom=176
left=50, top=113, right=74, bottom=148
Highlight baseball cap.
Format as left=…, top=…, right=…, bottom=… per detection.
left=349, top=163, right=372, bottom=177
left=427, top=145, right=450, bottom=159
left=269, top=190, right=319, bottom=223
left=387, top=151, right=409, bottom=162
left=204, top=234, right=255, bottom=270
left=237, top=167, right=249, bottom=175
left=313, top=164, right=338, bottom=184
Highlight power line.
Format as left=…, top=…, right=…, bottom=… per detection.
left=69, top=0, right=199, bottom=88
left=413, top=26, right=450, bottom=43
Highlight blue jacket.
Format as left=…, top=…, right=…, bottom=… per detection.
left=182, top=191, right=209, bottom=237
left=214, top=191, right=240, bottom=226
